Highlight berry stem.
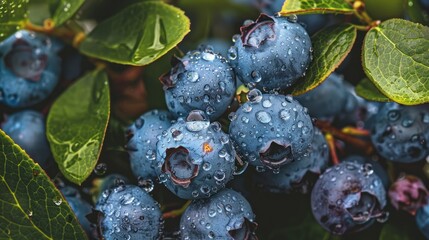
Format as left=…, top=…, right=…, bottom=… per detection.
left=162, top=200, right=191, bottom=219
left=325, top=133, right=340, bottom=165
left=341, top=127, right=370, bottom=136
left=315, top=120, right=374, bottom=155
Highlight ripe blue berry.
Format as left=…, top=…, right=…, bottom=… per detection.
left=180, top=189, right=257, bottom=240
left=343, top=155, right=389, bottom=189
left=60, top=186, right=92, bottom=234
left=160, top=46, right=236, bottom=120
left=156, top=110, right=236, bottom=199
left=0, top=30, right=61, bottom=108
left=311, top=161, right=387, bottom=235
left=1, top=110, right=52, bottom=169
left=95, top=185, right=162, bottom=240
left=229, top=90, right=314, bottom=170
left=126, top=109, right=174, bottom=180
left=229, top=14, right=312, bottom=91
left=252, top=127, right=329, bottom=193
left=417, top=202, right=429, bottom=239
left=370, top=103, right=429, bottom=163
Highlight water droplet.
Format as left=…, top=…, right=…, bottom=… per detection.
left=203, top=162, right=212, bottom=171
left=262, top=99, right=272, bottom=108
left=53, top=197, right=62, bottom=206
left=287, top=14, right=298, bottom=23
left=387, top=110, right=400, bottom=121
left=422, top=113, right=429, bottom=124
left=214, top=170, right=225, bottom=181
left=256, top=111, right=272, bottom=124
left=251, top=70, right=262, bottom=83
left=232, top=34, right=240, bottom=43
left=202, top=51, right=215, bottom=61
left=362, top=163, right=374, bottom=176
left=247, top=89, right=262, bottom=103
left=138, top=177, right=154, bottom=192
left=94, top=163, right=107, bottom=175
left=186, top=71, right=199, bottom=82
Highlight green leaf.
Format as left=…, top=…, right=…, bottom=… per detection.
left=79, top=1, right=190, bottom=66
left=0, top=130, right=87, bottom=239
left=51, top=0, right=85, bottom=27
left=28, top=0, right=84, bottom=27
left=292, top=24, right=357, bottom=95
left=280, top=0, right=354, bottom=15
left=379, top=223, right=411, bottom=240
left=47, top=69, right=110, bottom=185
left=355, top=78, right=391, bottom=102
left=362, top=19, right=429, bottom=105
left=0, top=0, right=29, bottom=41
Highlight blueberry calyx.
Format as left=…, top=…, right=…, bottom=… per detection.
left=5, top=39, right=48, bottom=82
left=240, top=14, right=275, bottom=48
left=159, top=56, right=186, bottom=90
left=163, top=146, right=199, bottom=187
left=259, top=140, right=293, bottom=168
left=228, top=217, right=259, bottom=240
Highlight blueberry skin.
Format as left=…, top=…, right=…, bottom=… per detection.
left=127, top=110, right=174, bottom=180
left=229, top=14, right=312, bottom=91
left=295, top=73, right=348, bottom=120
left=311, top=161, right=387, bottom=235
left=161, top=46, right=236, bottom=121
left=156, top=111, right=236, bottom=199
left=417, top=203, right=429, bottom=239
left=229, top=91, right=314, bottom=170
left=0, top=30, right=61, bottom=108
left=95, top=185, right=162, bottom=240
left=95, top=174, right=130, bottom=202
left=252, top=127, right=329, bottom=193
left=370, top=103, right=429, bottom=163
left=180, top=189, right=257, bottom=240
left=1, top=110, right=51, bottom=169
left=60, top=186, right=92, bottom=234
left=343, top=155, right=389, bottom=189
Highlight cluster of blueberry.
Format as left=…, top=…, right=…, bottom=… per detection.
left=1, top=4, right=429, bottom=240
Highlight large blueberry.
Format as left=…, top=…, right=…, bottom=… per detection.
left=95, top=185, right=162, bottom=240
left=0, top=30, right=61, bottom=108
left=370, top=103, right=429, bottom=163
left=161, top=46, right=236, bottom=121
left=311, top=161, right=387, bottom=235
left=180, top=188, right=257, bottom=240
left=126, top=109, right=174, bottom=180
left=229, top=90, right=314, bottom=171
left=252, top=127, right=329, bottom=193
left=417, top=202, right=429, bottom=239
left=156, top=110, right=236, bottom=199
left=229, top=14, right=312, bottom=91
left=1, top=110, right=52, bottom=169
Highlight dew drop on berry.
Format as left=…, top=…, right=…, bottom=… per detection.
left=247, top=89, right=262, bottom=103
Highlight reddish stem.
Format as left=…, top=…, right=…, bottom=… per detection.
left=325, top=133, right=339, bottom=165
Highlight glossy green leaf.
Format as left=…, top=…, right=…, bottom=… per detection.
left=79, top=1, right=190, bottom=66
left=362, top=19, right=429, bottom=105
left=0, top=130, right=87, bottom=239
left=379, top=223, right=412, bottom=240
left=47, top=69, right=110, bottom=185
left=0, top=0, right=29, bottom=41
left=292, top=24, right=356, bottom=95
left=51, top=0, right=85, bottom=26
left=355, top=78, right=391, bottom=102
left=280, top=0, right=354, bottom=15
left=28, top=0, right=84, bottom=27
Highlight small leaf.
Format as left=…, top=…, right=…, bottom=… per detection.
left=280, top=0, right=354, bottom=15
left=51, top=0, right=85, bottom=26
left=379, top=223, right=412, bottom=240
left=47, top=69, right=110, bottom=185
left=362, top=19, right=429, bottom=105
left=0, top=130, right=87, bottom=239
left=0, top=0, right=29, bottom=41
left=292, top=24, right=357, bottom=95
left=79, top=1, right=190, bottom=66
left=355, top=78, right=391, bottom=102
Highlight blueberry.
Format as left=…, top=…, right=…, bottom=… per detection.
left=229, top=14, right=312, bottom=91
left=160, top=45, right=236, bottom=120
left=180, top=188, right=257, bottom=240
left=0, top=30, right=61, bottom=108
left=370, top=103, right=429, bottom=163
left=343, top=155, right=389, bottom=189
left=252, top=127, right=329, bottom=193
left=126, top=109, right=174, bottom=180
left=229, top=90, right=314, bottom=170
left=295, top=73, right=349, bottom=121
left=389, top=175, right=428, bottom=215
left=94, top=174, right=130, bottom=202
left=416, top=202, right=429, bottom=239
left=156, top=110, right=236, bottom=199
left=95, top=185, right=162, bottom=240
left=311, top=161, right=387, bottom=235
left=60, top=186, right=92, bottom=234
left=1, top=110, right=52, bottom=169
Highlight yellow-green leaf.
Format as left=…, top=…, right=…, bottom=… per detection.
left=0, top=130, right=87, bottom=239
left=355, top=78, right=391, bottom=102
left=0, top=0, right=29, bottom=41
left=280, top=0, right=354, bottom=15
left=362, top=19, right=429, bottom=105
left=47, top=69, right=110, bottom=185
left=292, top=24, right=356, bottom=95
left=79, top=1, right=190, bottom=66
